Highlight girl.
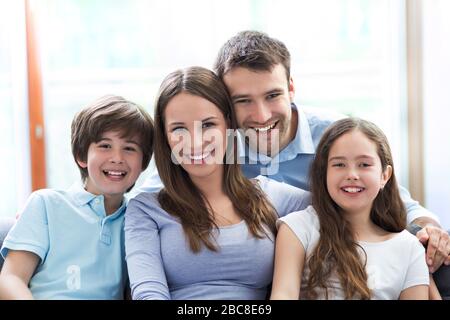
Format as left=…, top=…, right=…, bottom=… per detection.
left=271, top=117, right=439, bottom=299
left=124, top=66, right=310, bottom=300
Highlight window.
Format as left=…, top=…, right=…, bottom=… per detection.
left=0, top=0, right=29, bottom=217
left=1, top=0, right=410, bottom=217
left=33, top=0, right=408, bottom=190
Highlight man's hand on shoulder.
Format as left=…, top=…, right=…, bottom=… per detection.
left=413, top=217, right=450, bottom=273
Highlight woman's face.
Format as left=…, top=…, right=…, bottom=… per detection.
left=164, top=92, right=228, bottom=181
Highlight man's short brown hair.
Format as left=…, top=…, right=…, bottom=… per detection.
left=71, top=95, right=154, bottom=182
left=214, top=30, right=291, bottom=81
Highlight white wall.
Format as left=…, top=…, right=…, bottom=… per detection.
left=422, top=0, right=450, bottom=230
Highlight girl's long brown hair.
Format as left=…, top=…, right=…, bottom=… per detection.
left=153, top=66, right=277, bottom=253
left=307, top=118, right=406, bottom=299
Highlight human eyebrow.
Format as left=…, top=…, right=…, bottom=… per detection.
left=125, top=139, right=140, bottom=146
left=167, top=121, right=185, bottom=127
left=265, top=89, right=284, bottom=95
left=355, top=155, right=375, bottom=161
left=328, top=156, right=346, bottom=162
left=201, top=116, right=219, bottom=122
left=231, top=94, right=250, bottom=101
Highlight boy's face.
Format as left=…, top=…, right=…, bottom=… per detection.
left=222, top=63, right=296, bottom=156
left=77, top=130, right=144, bottom=201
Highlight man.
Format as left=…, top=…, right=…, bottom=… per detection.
left=140, top=30, right=449, bottom=296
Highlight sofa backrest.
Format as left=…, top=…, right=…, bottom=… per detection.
left=0, top=217, right=16, bottom=270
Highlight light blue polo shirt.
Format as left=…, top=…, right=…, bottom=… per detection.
left=0, top=182, right=128, bottom=300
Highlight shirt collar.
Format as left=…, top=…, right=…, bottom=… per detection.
left=287, top=103, right=315, bottom=155
left=237, top=103, right=315, bottom=163
left=67, top=180, right=127, bottom=218
left=68, top=181, right=97, bottom=206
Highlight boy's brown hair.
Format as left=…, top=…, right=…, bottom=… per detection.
left=213, top=30, right=291, bottom=81
left=71, top=95, right=154, bottom=183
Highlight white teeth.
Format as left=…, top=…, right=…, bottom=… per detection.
left=105, top=171, right=125, bottom=176
left=253, top=123, right=276, bottom=132
left=343, top=187, right=363, bottom=193
left=188, top=152, right=210, bottom=160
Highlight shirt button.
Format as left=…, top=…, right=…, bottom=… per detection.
left=95, top=198, right=100, bottom=204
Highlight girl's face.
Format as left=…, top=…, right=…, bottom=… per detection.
left=164, top=92, right=228, bottom=182
left=326, top=130, right=392, bottom=216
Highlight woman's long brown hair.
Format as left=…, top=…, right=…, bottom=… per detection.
left=307, top=118, right=406, bottom=299
left=153, top=66, right=277, bottom=253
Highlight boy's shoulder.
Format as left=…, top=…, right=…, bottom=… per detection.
left=28, top=188, right=71, bottom=204
left=24, top=187, right=82, bottom=214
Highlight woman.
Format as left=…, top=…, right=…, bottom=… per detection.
left=125, top=66, right=310, bottom=300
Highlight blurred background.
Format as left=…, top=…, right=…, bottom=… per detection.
left=0, top=0, right=449, bottom=228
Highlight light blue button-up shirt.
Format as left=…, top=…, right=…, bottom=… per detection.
left=1, top=182, right=128, bottom=299
left=138, top=104, right=438, bottom=224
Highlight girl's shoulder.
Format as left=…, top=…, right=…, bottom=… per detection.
left=394, top=229, right=425, bottom=249
left=360, top=229, right=424, bottom=253
left=276, top=206, right=320, bottom=252
left=277, top=205, right=319, bottom=232
left=280, top=204, right=317, bottom=219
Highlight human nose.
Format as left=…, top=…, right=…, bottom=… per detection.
left=346, top=166, right=360, bottom=180
left=192, top=124, right=205, bottom=152
left=251, top=101, right=272, bottom=124
left=109, top=148, right=124, bottom=164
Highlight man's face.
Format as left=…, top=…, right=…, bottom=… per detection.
left=223, top=64, right=296, bottom=156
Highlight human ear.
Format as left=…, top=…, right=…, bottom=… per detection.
left=381, top=165, right=392, bottom=188
left=288, top=77, right=295, bottom=102
left=76, top=158, right=88, bottom=169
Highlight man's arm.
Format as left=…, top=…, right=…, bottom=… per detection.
left=412, top=217, right=450, bottom=273
left=132, top=158, right=164, bottom=195
left=400, top=185, right=450, bottom=272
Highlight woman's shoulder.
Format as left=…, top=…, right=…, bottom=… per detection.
left=130, top=191, right=160, bottom=205
left=127, top=191, right=181, bottom=223
left=127, top=191, right=164, bottom=214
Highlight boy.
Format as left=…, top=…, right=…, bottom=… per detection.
left=0, top=95, right=154, bottom=299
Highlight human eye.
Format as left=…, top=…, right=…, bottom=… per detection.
left=202, top=121, right=216, bottom=129
left=124, top=145, right=138, bottom=152
left=171, top=126, right=186, bottom=133
left=359, top=162, right=372, bottom=168
left=267, top=92, right=281, bottom=100
left=331, top=162, right=345, bottom=167
left=97, top=143, right=111, bottom=149
left=234, top=98, right=251, bottom=105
